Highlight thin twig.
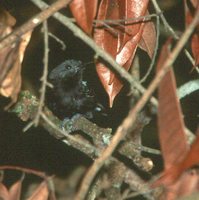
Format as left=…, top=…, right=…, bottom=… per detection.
left=94, top=13, right=160, bottom=25
left=48, top=32, right=66, bottom=50
left=34, top=20, right=49, bottom=126
left=23, top=20, right=50, bottom=130
left=0, top=165, right=47, bottom=179
left=124, top=189, right=155, bottom=199
left=74, top=8, right=199, bottom=200
left=151, top=0, right=199, bottom=73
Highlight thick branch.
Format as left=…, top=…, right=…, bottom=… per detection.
left=12, top=90, right=154, bottom=199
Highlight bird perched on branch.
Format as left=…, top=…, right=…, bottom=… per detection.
left=46, top=59, right=106, bottom=122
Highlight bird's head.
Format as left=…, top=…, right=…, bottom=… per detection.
left=49, top=59, right=84, bottom=81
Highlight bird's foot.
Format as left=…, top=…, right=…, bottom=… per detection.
left=61, top=117, right=73, bottom=132
left=61, top=114, right=83, bottom=133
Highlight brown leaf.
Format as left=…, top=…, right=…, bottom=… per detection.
left=139, top=11, right=156, bottom=58
left=0, top=7, right=32, bottom=107
left=152, top=42, right=199, bottom=194
left=0, top=180, right=22, bottom=200
left=9, top=180, right=22, bottom=200
left=184, top=0, right=199, bottom=65
left=94, top=0, right=124, bottom=106
left=191, top=32, right=199, bottom=65
left=0, top=43, right=19, bottom=86
left=0, top=29, right=32, bottom=108
left=0, top=5, right=16, bottom=28
left=158, top=170, right=199, bottom=200
left=116, top=0, right=149, bottom=66
left=178, top=128, right=199, bottom=169
left=27, top=181, right=49, bottom=200
left=94, top=0, right=151, bottom=106
left=157, top=39, right=189, bottom=170
left=152, top=128, right=199, bottom=191
left=0, top=6, right=17, bottom=85
left=70, top=0, right=98, bottom=34
left=0, top=183, right=9, bottom=200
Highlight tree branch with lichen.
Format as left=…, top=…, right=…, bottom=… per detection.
left=12, top=90, right=157, bottom=167
left=11, top=90, right=157, bottom=199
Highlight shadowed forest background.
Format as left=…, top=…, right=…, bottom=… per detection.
left=0, top=0, right=198, bottom=199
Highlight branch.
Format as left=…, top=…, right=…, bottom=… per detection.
left=12, top=91, right=99, bottom=158
left=74, top=8, right=199, bottom=200
left=178, top=79, right=199, bottom=99
left=0, top=165, right=47, bottom=179
left=12, top=90, right=155, bottom=199
left=33, top=20, right=49, bottom=126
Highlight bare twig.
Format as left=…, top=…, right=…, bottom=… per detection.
left=23, top=20, right=50, bottom=130
left=34, top=20, right=49, bottom=126
left=0, top=165, right=47, bottom=179
left=48, top=32, right=66, bottom=50
left=94, top=13, right=160, bottom=25
left=151, top=0, right=199, bottom=73
left=74, top=8, right=199, bottom=200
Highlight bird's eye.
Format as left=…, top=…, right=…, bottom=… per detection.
left=65, top=66, right=71, bottom=70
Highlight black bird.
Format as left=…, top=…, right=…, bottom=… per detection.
left=46, top=59, right=106, bottom=121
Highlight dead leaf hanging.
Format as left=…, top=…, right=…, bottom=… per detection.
left=70, top=0, right=98, bottom=35
left=27, top=181, right=49, bottom=200
left=152, top=40, right=199, bottom=200
left=0, top=7, right=32, bottom=108
left=184, top=0, right=199, bottom=65
left=156, top=39, right=189, bottom=170
left=93, top=0, right=156, bottom=106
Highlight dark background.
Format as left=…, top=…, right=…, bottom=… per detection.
left=0, top=0, right=198, bottom=194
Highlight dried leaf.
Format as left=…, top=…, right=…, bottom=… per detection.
left=0, top=6, right=17, bottom=85
left=94, top=0, right=152, bottom=106
left=116, top=0, right=149, bottom=66
left=0, top=7, right=32, bottom=107
left=0, top=5, right=16, bottom=28
left=27, top=181, right=49, bottom=200
left=157, top=39, right=188, bottom=170
left=158, top=170, right=199, bottom=200
left=94, top=0, right=124, bottom=106
left=70, top=0, right=98, bottom=34
left=178, top=128, right=199, bottom=170
left=138, top=11, right=156, bottom=58
left=9, top=180, right=22, bottom=200
left=184, top=0, right=199, bottom=65
left=0, top=180, right=22, bottom=200
left=0, top=183, right=9, bottom=200
left=152, top=41, right=199, bottom=193
left=191, top=31, right=199, bottom=65
left=0, top=29, right=32, bottom=107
